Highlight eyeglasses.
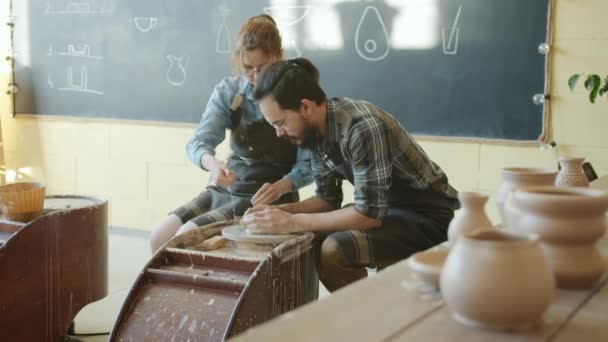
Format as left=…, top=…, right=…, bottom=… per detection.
left=242, top=64, right=266, bottom=77
left=271, top=114, right=289, bottom=131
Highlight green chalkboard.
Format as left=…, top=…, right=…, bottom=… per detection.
left=13, top=0, right=550, bottom=140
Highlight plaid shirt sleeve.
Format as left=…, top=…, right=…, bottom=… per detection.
left=348, top=118, right=392, bottom=220
left=311, top=152, right=343, bottom=209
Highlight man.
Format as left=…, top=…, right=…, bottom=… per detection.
left=242, top=58, right=459, bottom=292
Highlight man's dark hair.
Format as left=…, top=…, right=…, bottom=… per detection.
left=253, top=58, right=327, bottom=110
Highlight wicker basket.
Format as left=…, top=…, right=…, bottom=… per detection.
left=0, top=182, right=46, bottom=222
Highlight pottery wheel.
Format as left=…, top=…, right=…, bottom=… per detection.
left=221, top=225, right=297, bottom=245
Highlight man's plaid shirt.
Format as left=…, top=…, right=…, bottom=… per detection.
left=311, top=97, right=458, bottom=221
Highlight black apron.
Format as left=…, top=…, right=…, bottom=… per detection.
left=221, top=101, right=299, bottom=201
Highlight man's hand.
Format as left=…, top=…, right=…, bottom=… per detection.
left=202, top=154, right=237, bottom=187
left=251, top=178, right=294, bottom=206
left=243, top=204, right=274, bottom=216
left=241, top=207, right=298, bottom=235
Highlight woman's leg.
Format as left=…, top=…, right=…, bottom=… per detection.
left=149, top=214, right=183, bottom=253
left=175, top=195, right=252, bottom=235
left=149, top=190, right=213, bottom=253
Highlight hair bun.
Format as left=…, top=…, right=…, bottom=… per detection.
left=251, top=14, right=277, bottom=26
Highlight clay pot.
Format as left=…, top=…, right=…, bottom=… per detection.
left=0, top=182, right=46, bottom=222
left=407, top=247, right=449, bottom=289
left=496, top=167, right=557, bottom=227
left=447, top=192, right=494, bottom=243
left=555, top=156, right=589, bottom=187
left=505, top=186, right=608, bottom=289
left=441, top=230, right=555, bottom=331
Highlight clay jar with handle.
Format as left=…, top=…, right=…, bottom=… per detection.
left=496, top=167, right=557, bottom=228
left=441, top=230, right=555, bottom=331
left=555, top=156, right=589, bottom=187
left=447, top=192, right=494, bottom=243
left=505, top=186, right=608, bottom=289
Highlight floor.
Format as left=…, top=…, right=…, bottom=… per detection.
left=71, top=228, right=151, bottom=341
left=70, top=228, right=333, bottom=341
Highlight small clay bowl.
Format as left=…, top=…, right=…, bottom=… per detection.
left=407, top=247, right=449, bottom=289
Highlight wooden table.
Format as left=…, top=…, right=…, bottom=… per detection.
left=231, top=179, right=608, bottom=341
left=231, top=235, right=607, bottom=341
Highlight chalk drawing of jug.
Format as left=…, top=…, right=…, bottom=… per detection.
left=166, top=54, right=189, bottom=86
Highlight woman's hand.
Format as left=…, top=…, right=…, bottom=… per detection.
left=202, top=154, right=237, bottom=187
left=251, top=178, right=294, bottom=206
left=241, top=207, right=298, bottom=235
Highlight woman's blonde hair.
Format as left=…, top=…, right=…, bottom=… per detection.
left=231, top=14, right=283, bottom=74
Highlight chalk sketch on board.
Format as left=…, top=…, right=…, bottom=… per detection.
left=166, top=54, right=189, bottom=86
left=46, top=1, right=96, bottom=15
left=58, top=66, right=104, bottom=95
left=284, top=39, right=302, bottom=59
left=134, top=17, right=158, bottom=33
left=264, top=4, right=312, bottom=60
left=442, top=5, right=463, bottom=55
left=216, top=5, right=232, bottom=54
left=48, top=75, right=54, bottom=88
left=355, top=6, right=390, bottom=62
left=57, top=44, right=103, bottom=59
left=263, top=5, right=311, bottom=26
left=99, top=0, right=113, bottom=14
left=45, top=0, right=113, bottom=15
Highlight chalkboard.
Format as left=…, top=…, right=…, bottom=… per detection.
left=13, top=0, right=550, bottom=140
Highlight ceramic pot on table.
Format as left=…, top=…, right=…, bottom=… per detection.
left=447, top=191, right=494, bottom=243
left=555, top=156, right=589, bottom=187
left=506, top=186, right=608, bottom=289
left=496, top=167, right=557, bottom=228
left=441, top=230, right=555, bottom=331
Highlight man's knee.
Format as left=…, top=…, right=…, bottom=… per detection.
left=320, top=237, right=347, bottom=271
left=319, top=236, right=367, bottom=292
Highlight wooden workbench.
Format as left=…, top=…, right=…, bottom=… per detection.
left=231, top=179, right=608, bottom=341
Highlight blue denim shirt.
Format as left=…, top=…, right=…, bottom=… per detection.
left=186, top=76, right=313, bottom=190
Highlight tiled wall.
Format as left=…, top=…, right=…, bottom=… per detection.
left=1, top=0, right=607, bottom=230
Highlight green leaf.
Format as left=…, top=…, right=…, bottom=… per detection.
left=584, top=75, right=594, bottom=91
left=588, top=74, right=601, bottom=103
left=599, top=78, right=608, bottom=98
left=568, top=74, right=581, bottom=92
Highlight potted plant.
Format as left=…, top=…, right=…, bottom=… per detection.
left=568, top=74, right=608, bottom=103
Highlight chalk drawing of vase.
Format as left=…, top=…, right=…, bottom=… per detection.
left=216, top=18, right=232, bottom=53
left=166, top=55, right=188, bottom=86
left=355, top=6, right=390, bottom=62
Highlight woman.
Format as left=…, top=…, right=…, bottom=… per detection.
left=150, top=15, right=312, bottom=252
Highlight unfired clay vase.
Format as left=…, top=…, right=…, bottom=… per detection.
left=441, top=230, right=555, bottom=331
left=505, top=186, right=608, bottom=289
left=496, top=167, right=557, bottom=227
left=447, top=192, right=494, bottom=243
left=555, top=156, right=589, bottom=187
